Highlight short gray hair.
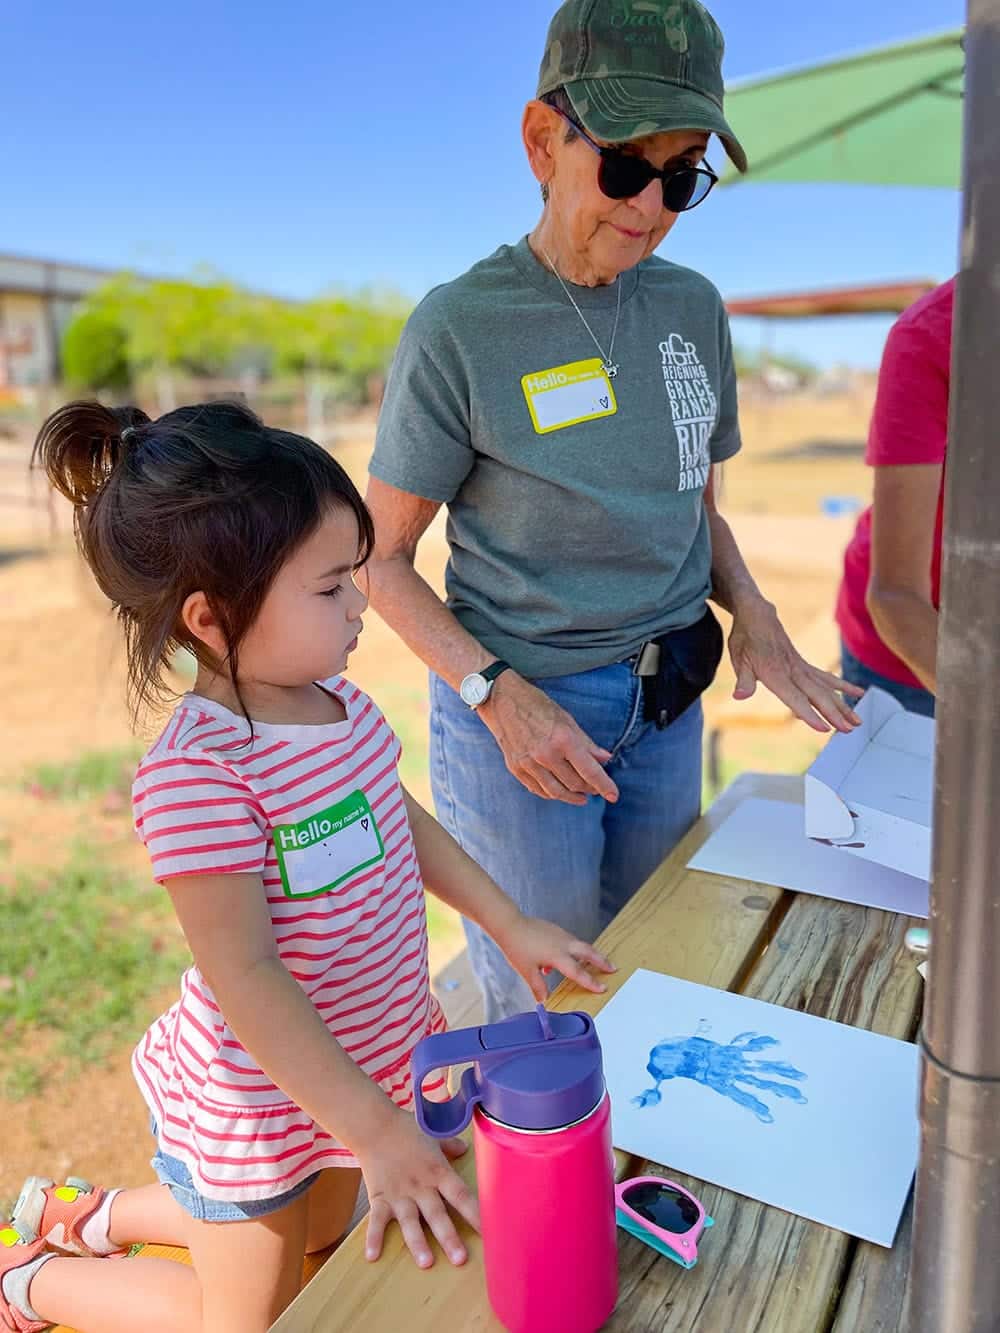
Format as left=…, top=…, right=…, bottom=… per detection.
left=539, top=88, right=581, bottom=202
left=541, top=88, right=581, bottom=144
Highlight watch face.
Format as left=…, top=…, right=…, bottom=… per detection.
left=460, top=673, right=490, bottom=707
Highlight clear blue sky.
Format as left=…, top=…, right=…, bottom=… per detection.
left=8, top=0, right=963, bottom=368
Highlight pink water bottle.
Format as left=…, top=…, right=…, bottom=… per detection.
left=413, top=1005, right=618, bottom=1333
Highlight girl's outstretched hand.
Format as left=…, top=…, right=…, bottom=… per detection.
left=358, top=1106, right=479, bottom=1269
left=495, top=913, right=616, bottom=1002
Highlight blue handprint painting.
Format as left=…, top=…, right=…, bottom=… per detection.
left=597, top=971, right=919, bottom=1247
left=633, top=1021, right=808, bottom=1124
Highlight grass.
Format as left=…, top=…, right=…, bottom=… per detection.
left=373, top=683, right=433, bottom=804
left=426, top=893, right=462, bottom=943
left=22, top=746, right=145, bottom=802
left=0, top=849, right=188, bottom=1099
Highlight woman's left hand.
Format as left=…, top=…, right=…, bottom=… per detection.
left=494, top=914, right=617, bottom=1002
left=728, top=597, right=864, bottom=733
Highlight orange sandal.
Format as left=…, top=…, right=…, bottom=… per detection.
left=12, top=1179, right=124, bottom=1260
left=0, top=1222, right=52, bottom=1332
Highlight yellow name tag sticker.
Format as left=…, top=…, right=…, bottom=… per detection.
left=521, top=358, right=618, bottom=435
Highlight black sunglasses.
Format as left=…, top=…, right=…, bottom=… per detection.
left=551, top=108, right=718, bottom=213
left=621, top=1180, right=702, bottom=1232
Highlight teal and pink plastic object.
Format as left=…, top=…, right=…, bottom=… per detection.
left=614, top=1176, right=713, bottom=1269
left=413, top=1004, right=618, bottom=1333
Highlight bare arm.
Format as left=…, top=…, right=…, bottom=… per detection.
left=704, top=467, right=770, bottom=620
left=705, top=469, right=862, bottom=732
left=865, top=463, right=941, bottom=692
left=363, top=476, right=493, bottom=690
left=167, top=871, right=479, bottom=1267
left=365, top=475, right=619, bottom=804
left=401, top=786, right=614, bottom=997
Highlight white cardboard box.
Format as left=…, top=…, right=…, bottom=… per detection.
left=805, top=686, right=935, bottom=882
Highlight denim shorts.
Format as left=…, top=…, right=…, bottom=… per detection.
left=150, top=1117, right=320, bottom=1222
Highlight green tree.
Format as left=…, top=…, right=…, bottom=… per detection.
left=265, top=291, right=409, bottom=432
left=60, top=307, right=131, bottom=392
left=61, top=272, right=410, bottom=421
left=337, top=289, right=410, bottom=398
left=79, top=273, right=256, bottom=411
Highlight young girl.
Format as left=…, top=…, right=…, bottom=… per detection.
left=3, top=400, right=614, bottom=1333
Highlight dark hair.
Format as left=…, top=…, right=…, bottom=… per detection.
left=33, top=399, right=374, bottom=727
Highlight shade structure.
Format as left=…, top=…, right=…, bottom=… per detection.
left=726, top=279, right=937, bottom=318
left=723, top=29, right=963, bottom=188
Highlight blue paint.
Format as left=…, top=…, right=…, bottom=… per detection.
left=633, top=1023, right=809, bottom=1124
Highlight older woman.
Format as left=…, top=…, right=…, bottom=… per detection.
left=366, top=0, right=861, bottom=1021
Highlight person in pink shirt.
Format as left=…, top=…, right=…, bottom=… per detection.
left=835, top=277, right=955, bottom=717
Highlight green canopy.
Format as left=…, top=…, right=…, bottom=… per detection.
left=723, top=29, right=963, bottom=188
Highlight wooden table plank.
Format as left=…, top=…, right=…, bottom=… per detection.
left=831, top=1195, right=913, bottom=1333
left=612, top=892, right=923, bottom=1333
left=271, top=774, right=791, bottom=1333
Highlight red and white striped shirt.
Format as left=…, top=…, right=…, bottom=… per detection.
left=131, top=678, right=446, bottom=1202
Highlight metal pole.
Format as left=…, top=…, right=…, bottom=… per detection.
left=908, top=3, right=1000, bottom=1329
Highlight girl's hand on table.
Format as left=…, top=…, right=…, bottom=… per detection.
left=359, top=1107, right=480, bottom=1270
left=493, top=912, right=616, bottom=1001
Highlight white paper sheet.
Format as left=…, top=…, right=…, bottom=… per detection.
left=597, top=969, right=919, bottom=1247
left=688, top=798, right=929, bottom=917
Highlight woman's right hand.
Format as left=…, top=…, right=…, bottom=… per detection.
left=359, top=1106, right=480, bottom=1269
left=479, top=673, right=620, bottom=805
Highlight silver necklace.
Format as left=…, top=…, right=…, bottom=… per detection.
left=542, top=249, right=622, bottom=379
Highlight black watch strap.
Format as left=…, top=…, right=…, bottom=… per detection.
left=481, top=660, right=511, bottom=684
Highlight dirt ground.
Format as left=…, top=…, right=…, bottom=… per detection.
left=0, top=385, right=875, bottom=1210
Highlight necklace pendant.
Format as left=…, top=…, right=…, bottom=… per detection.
left=605, top=362, right=619, bottom=380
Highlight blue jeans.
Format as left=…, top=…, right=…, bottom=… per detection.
left=149, top=1117, right=319, bottom=1221
left=841, top=643, right=935, bottom=718
left=429, top=662, right=703, bottom=1022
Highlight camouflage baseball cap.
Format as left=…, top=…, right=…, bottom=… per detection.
left=537, top=0, right=747, bottom=172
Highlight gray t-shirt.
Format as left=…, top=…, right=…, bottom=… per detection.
left=370, top=236, right=741, bottom=679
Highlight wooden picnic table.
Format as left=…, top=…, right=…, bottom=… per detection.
left=271, top=771, right=922, bottom=1333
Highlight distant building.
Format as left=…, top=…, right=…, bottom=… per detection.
left=0, top=253, right=113, bottom=387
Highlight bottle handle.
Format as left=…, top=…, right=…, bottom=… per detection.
left=411, top=1030, right=485, bottom=1138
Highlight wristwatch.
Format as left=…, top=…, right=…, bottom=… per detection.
left=459, top=660, right=511, bottom=709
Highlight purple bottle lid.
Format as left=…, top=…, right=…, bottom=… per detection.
left=412, top=1005, right=605, bottom=1138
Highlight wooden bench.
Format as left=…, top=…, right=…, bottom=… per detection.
left=706, top=614, right=842, bottom=792
left=271, top=772, right=921, bottom=1332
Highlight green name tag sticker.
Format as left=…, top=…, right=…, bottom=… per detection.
left=273, top=791, right=385, bottom=900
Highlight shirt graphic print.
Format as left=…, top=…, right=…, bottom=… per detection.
left=660, top=333, right=718, bottom=492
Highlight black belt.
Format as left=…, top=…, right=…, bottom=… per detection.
left=630, top=608, right=724, bottom=730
